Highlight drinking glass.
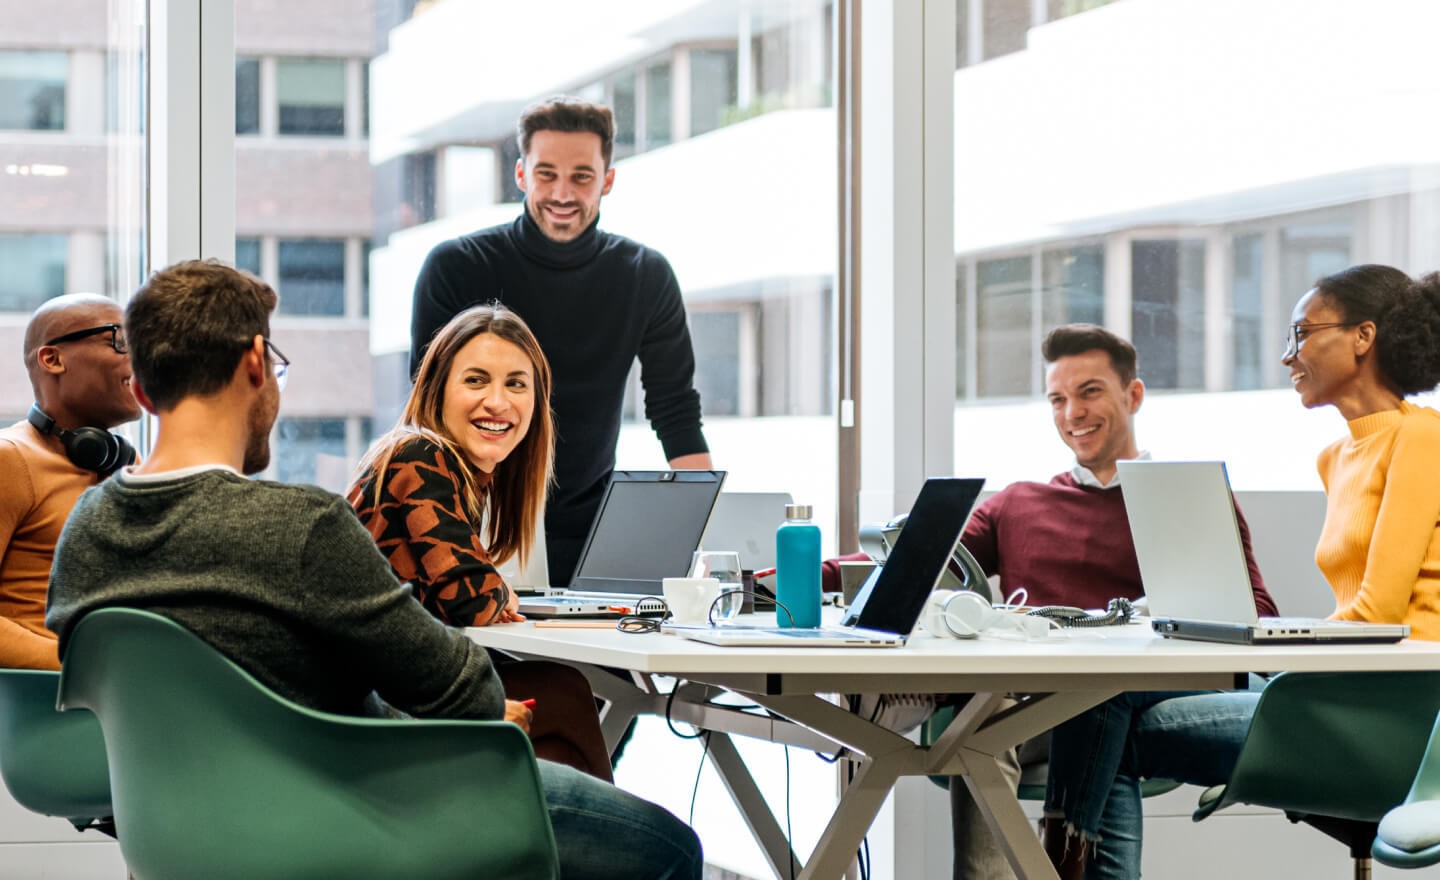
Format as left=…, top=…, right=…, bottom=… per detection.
left=689, top=550, right=744, bottom=620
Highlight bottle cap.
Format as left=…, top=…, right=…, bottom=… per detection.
left=785, top=503, right=813, bottom=520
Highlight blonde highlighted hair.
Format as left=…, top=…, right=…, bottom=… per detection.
left=356, top=304, right=555, bottom=568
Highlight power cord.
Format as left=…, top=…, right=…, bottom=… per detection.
left=688, top=730, right=712, bottom=826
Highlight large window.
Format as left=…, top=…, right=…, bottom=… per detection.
left=0, top=51, right=66, bottom=130
left=277, top=239, right=346, bottom=316
left=0, top=234, right=67, bottom=312
left=235, top=57, right=260, bottom=134
left=276, top=58, right=345, bottom=137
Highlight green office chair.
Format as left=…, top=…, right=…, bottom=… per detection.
left=1372, top=711, right=1440, bottom=868
left=56, top=607, right=561, bottom=880
left=1193, top=671, right=1440, bottom=880
left=0, top=668, right=112, bottom=835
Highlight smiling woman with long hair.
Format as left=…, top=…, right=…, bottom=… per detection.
left=348, top=304, right=611, bottom=780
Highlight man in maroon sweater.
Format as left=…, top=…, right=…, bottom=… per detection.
left=947, top=324, right=1277, bottom=879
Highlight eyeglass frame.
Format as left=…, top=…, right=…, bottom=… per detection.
left=1284, top=321, right=1357, bottom=360
left=43, top=323, right=128, bottom=355
left=262, top=338, right=290, bottom=390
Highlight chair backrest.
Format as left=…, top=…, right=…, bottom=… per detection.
left=57, top=607, right=560, bottom=880
left=1216, top=670, right=1440, bottom=822
left=0, top=668, right=110, bottom=825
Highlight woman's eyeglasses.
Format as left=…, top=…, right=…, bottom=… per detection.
left=44, top=323, right=128, bottom=355
left=1284, top=322, right=1355, bottom=360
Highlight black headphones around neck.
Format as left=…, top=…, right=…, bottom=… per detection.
left=27, top=404, right=137, bottom=477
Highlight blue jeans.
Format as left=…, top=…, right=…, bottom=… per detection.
left=539, top=760, right=703, bottom=879
left=1044, top=688, right=1262, bottom=880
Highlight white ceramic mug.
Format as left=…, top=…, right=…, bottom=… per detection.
left=663, top=577, right=722, bottom=625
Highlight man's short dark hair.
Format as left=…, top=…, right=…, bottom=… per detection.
left=125, top=260, right=278, bottom=411
left=1041, top=323, right=1138, bottom=385
left=517, top=96, right=616, bottom=168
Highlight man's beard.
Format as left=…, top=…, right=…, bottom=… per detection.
left=242, top=386, right=276, bottom=475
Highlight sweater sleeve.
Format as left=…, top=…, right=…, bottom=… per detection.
left=959, top=492, right=1003, bottom=578
left=351, top=441, right=512, bottom=627
left=0, top=441, right=59, bottom=670
left=1233, top=501, right=1279, bottom=616
left=1333, top=417, right=1440, bottom=625
left=637, top=256, right=708, bottom=460
left=300, top=497, right=505, bottom=720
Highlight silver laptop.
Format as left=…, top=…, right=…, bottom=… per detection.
left=681, top=477, right=986, bottom=647
left=518, top=470, right=726, bottom=618
left=1119, top=460, right=1409, bottom=645
left=699, top=491, right=794, bottom=572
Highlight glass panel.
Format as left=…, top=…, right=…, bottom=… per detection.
left=235, top=237, right=262, bottom=275
left=235, top=57, right=260, bottom=134
left=277, top=239, right=345, bottom=316
left=274, top=417, right=347, bottom=485
left=983, top=0, right=1030, bottom=61
left=644, top=61, right=672, bottom=148
left=0, top=50, right=66, bottom=130
left=1131, top=239, right=1206, bottom=390
left=689, top=49, right=737, bottom=138
left=612, top=70, right=637, bottom=159
left=276, top=58, right=345, bottom=136
left=0, top=234, right=68, bottom=312
left=1231, top=233, right=1264, bottom=390
left=689, top=310, right=740, bottom=416
left=976, top=255, right=1032, bottom=397
left=1041, top=244, right=1104, bottom=328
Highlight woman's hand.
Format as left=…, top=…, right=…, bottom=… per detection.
left=504, top=698, right=534, bottom=734
left=497, top=588, right=526, bottom=623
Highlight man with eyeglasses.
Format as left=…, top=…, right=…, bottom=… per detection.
left=0, top=294, right=142, bottom=669
left=45, top=260, right=703, bottom=880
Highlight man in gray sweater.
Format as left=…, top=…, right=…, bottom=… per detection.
left=46, top=259, right=702, bottom=880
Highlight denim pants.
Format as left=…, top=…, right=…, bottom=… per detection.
left=1043, top=688, right=1262, bottom=880
left=539, top=760, right=704, bottom=879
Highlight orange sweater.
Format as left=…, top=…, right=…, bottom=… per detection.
left=0, top=420, right=101, bottom=669
left=1316, top=401, right=1440, bottom=640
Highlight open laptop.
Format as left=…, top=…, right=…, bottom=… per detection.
left=518, top=470, right=726, bottom=618
left=699, top=491, right=794, bottom=572
left=681, top=477, right=986, bottom=647
left=1118, top=460, right=1409, bottom=645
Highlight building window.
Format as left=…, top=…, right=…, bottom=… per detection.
left=0, top=234, right=66, bottom=312
left=690, top=49, right=737, bottom=138
left=612, top=70, right=637, bottom=159
left=276, top=58, right=345, bottom=137
left=690, top=310, right=741, bottom=417
left=0, top=51, right=66, bottom=131
left=1041, top=245, right=1104, bottom=329
left=235, top=57, right=260, bottom=134
left=1230, top=233, right=1264, bottom=391
left=1131, top=239, right=1206, bottom=390
left=277, top=239, right=345, bottom=316
left=976, top=255, right=1033, bottom=397
left=275, top=417, right=347, bottom=485
left=235, top=237, right=262, bottom=276
left=645, top=62, right=672, bottom=148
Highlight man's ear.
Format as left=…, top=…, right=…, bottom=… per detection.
left=1127, top=378, right=1146, bottom=414
left=131, top=379, right=159, bottom=415
left=241, top=336, right=267, bottom=388
left=34, top=345, right=65, bottom=376
left=600, top=166, right=615, bottom=196
left=515, top=157, right=528, bottom=194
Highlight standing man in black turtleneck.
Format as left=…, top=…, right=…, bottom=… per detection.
left=410, top=96, right=712, bottom=586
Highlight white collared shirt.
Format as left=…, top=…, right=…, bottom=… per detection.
left=1071, top=450, right=1152, bottom=490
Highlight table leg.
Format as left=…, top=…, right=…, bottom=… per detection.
left=707, top=731, right=803, bottom=879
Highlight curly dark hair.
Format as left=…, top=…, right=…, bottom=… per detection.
left=1313, top=264, right=1440, bottom=395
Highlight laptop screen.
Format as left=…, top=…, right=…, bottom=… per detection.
left=843, top=477, right=986, bottom=634
left=570, top=470, right=726, bottom=593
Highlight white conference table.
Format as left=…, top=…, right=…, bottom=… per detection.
left=467, top=618, right=1440, bottom=880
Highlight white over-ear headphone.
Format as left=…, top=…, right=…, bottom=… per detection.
left=920, top=590, right=1050, bottom=640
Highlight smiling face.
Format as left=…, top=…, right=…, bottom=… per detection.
left=1046, top=349, right=1143, bottom=483
left=515, top=129, right=614, bottom=243
left=1282, top=287, right=1367, bottom=411
left=41, top=299, right=143, bottom=430
left=440, top=333, right=536, bottom=473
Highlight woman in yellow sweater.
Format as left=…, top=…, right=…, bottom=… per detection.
left=1283, top=264, right=1440, bottom=640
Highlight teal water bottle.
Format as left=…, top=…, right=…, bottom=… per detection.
left=775, top=504, right=821, bottom=628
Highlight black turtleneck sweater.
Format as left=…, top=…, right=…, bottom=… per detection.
left=410, top=209, right=708, bottom=546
